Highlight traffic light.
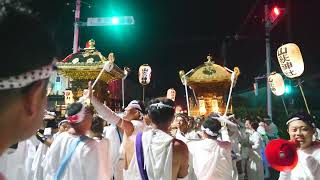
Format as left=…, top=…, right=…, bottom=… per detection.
left=284, top=79, right=292, bottom=95
left=111, top=17, right=119, bottom=25
left=270, top=6, right=284, bottom=24
left=284, top=85, right=292, bottom=94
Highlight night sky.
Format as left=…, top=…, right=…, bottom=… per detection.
left=27, top=0, right=320, bottom=102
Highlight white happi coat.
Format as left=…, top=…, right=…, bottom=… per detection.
left=123, top=129, right=173, bottom=180
left=104, top=124, right=124, bottom=180
left=43, top=132, right=112, bottom=180
left=188, top=137, right=233, bottom=180
left=31, top=143, right=49, bottom=180
left=0, top=141, right=28, bottom=180
left=279, top=142, right=320, bottom=180
left=247, top=131, right=264, bottom=180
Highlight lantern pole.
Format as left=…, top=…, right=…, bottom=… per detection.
left=280, top=96, right=288, bottom=116
left=297, top=79, right=311, bottom=114
left=265, top=1, right=273, bottom=120
left=142, top=85, right=146, bottom=103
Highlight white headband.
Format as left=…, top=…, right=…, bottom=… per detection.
left=201, top=125, right=219, bottom=137
left=127, top=100, right=142, bottom=111
left=58, top=120, right=69, bottom=127
left=67, top=105, right=86, bottom=124
left=286, top=117, right=300, bottom=125
left=0, top=62, right=55, bottom=90
left=149, top=102, right=174, bottom=109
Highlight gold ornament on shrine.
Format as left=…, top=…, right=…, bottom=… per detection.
left=268, top=72, right=285, bottom=96
left=277, top=43, right=304, bottom=78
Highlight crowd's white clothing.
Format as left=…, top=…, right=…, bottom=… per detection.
left=25, top=136, right=40, bottom=180
left=0, top=141, right=28, bottom=180
left=188, top=137, right=233, bottom=180
left=266, top=122, right=279, bottom=139
left=104, top=125, right=124, bottom=180
left=43, top=132, right=112, bottom=180
left=247, top=131, right=264, bottom=180
left=123, top=129, right=173, bottom=180
left=185, top=130, right=201, bottom=141
left=31, top=143, right=49, bottom=180
left=278, top=142, right=320, bottom=180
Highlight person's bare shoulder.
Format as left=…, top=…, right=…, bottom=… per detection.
left=173, top=138, right=189, bottom=155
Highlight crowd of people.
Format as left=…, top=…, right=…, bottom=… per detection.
left=1, top=5, right=320, bottom=180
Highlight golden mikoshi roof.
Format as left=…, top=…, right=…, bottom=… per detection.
left=179, top=55, right=240, bottom=95
left=56, top=43, right=125, bottom=83
left=56, top=62, right=125, bottom=83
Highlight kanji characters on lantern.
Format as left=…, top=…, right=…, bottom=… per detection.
left=277, top=43, right=304, bottom=78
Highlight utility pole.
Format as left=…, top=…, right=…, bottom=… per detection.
left=73, top=0, right=81, bottom=53
left=264, top=1, right=272, bottom=120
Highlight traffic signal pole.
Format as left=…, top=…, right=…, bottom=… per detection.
left=73, top=0, right=81, bottom=53
left=265, top=1, right=272, bottom=120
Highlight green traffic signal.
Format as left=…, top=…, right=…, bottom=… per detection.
left=285, top=85, right=292, bottom=94
left=111, top=17, right=119, bottom=25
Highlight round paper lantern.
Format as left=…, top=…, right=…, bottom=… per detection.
left=139, top=64, right=152, bottom=85
left=268, top=72, right=285, bottom=96
left=265, top=139, right=298, bottom=172
left=277, top=43, right=304, bottom=78
left=166, top=88, right=176, bottom=101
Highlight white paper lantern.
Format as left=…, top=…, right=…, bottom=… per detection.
left=139, top=64, right=152, bottom=85
left=277, top=43, right=304, bottom=78
left=166, top=88, right=176, bottom=101
left=268, top=72, right=285, bottom=96
left=64, top=90, right=74, bottom=105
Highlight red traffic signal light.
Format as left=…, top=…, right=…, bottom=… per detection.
left=273, top=6, right=280, bottom=16
left=270, top=6, right=284, bottom=23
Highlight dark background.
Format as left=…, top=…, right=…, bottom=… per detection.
left=22, top=0, right=320, bottom=107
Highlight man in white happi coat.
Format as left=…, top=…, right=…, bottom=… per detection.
left=31, top=120, right=70, bottom=180
left=87, top=81, right=152, bottom=174
left=247, top=121, right=264, bottom=180
left=188, top=114, right=234, bottom=180
left=0, top=6, right=56, bottom=156
left=123, top=98, right=189, bottom=180
left=279, top=112, right=320, bottom=180
left=43, top=102, right=112, bottom=180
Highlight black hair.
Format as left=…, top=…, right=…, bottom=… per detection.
left=0, top=7, right=56, bottom=78
left=66, top=102, right=83, bottom=117
left=91, top=115, right=104, bottom=135
left=175, top=113, right=189, bottom=121
left=136, top=100, right=146, bottom=114
left=250, top=121, right=259, bottom=131
left=46, top=120, right=58, bottom=129
left=202, top=116, right=221, bottom=136
left=147, top=97, right=175, bottom=124
left=287, top=112, right=316, bottom=128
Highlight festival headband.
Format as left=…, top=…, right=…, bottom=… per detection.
left=149, top=102, right=174, bottom=109
left=286, top=116, right=315, bottom=127
left=67, top=105, right=86, bottom=124
left=201, top=125, right=219, bottom=137
left=127, top=100, right=142, bottom=112
left=0, top=62, right=55, bottom=90
left=58, top=120, right=69, bottom=127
